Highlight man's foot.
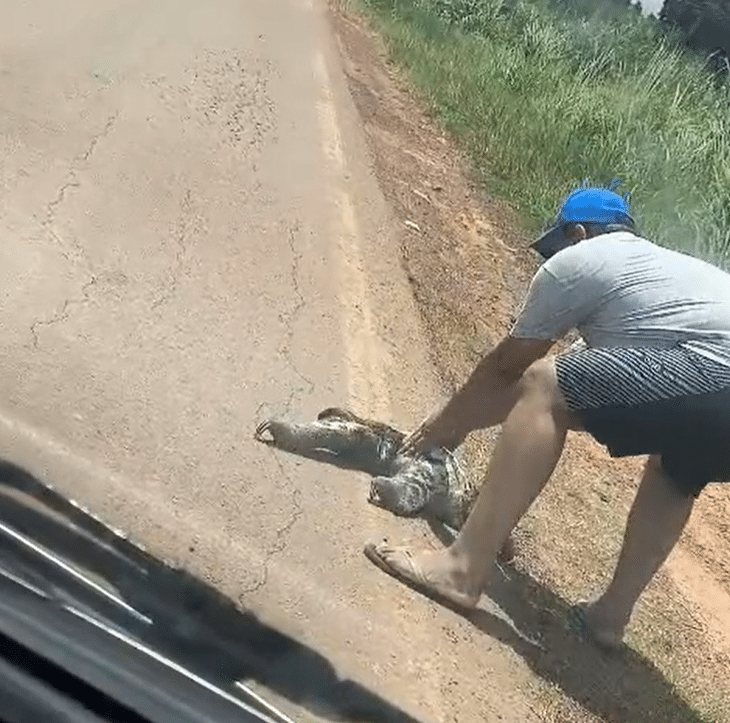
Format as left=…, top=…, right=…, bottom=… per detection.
left=568, top=600, right=628, bottom=651
left=363, top=541, right=483, bottom=611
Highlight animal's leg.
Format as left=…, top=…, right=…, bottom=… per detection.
left=254, top=419, right=346, bottom=457
left=255, top=416, right=392, bottom=474
left=318, top=408, right=405, bottom=446
left=254, top=420, right=278, bottom=445
left=317, top=408, right=360, bottom=422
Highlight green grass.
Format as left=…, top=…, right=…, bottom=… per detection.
left=355, top=0, right=730, bottom=264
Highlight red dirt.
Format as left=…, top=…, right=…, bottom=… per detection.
left=330, top=4, right=730, bottom=721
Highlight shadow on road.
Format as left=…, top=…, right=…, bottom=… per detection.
left=467, top=564, right=707, bottom=723
left=0, top=460, right=424, bottom=723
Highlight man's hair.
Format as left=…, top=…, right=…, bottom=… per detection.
left=564, top=221, right=637, bottom=238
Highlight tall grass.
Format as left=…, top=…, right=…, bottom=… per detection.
left=358, top=0, right=730, bottom=264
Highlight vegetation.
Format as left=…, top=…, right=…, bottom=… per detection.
left=357, top=0, right=730, bottom=264
left=660, top=0, right=730, bottom=56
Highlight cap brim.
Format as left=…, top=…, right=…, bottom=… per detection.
left=530, top=225, right=571, bottom=260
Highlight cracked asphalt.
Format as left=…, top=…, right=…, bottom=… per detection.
left=0, top=1, right=462, bottom=721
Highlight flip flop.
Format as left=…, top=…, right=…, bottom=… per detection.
left=363, top=541, right=479, bottom=613
left=566, top=603, right=623, bottom=654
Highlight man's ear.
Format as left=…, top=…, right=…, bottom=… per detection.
left=566, top=223, right=587, bottom=242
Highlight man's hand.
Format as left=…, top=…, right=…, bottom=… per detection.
left=400, top=405, right=467, bottom=457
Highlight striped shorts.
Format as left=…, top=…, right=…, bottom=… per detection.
left=555, top=344, right=730, bottom=497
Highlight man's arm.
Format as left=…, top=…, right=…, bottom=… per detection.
left=462, top=334, right=555, bottom=389
left=401, top=249, right=601, bottom=455
left=400, top=335, right=553, bottom=455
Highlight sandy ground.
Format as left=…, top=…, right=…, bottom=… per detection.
left=0, top=0, right=728, bottom=720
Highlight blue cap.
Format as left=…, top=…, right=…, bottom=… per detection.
left=531, top=187, right=635, bottom=259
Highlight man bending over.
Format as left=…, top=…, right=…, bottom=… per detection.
left=364, top=186, right=730, bottom=648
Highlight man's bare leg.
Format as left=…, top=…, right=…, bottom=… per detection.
left=366, top=358, right=574, bottom=606
left=577, top=455, right=695, bottom=646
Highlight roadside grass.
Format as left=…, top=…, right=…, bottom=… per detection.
left=354, top=0, right=730, bottom=264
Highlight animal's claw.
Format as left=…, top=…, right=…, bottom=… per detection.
left=254, top=420, right=274, bottom=444
left=367, top=480, right=384, bottom=508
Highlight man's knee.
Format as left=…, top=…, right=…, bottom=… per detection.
left=518, top=357, right=581, bottom=429
left=518, top=357, right=558, bottom=398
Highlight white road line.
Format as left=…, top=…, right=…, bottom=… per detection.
left=312, top=51, right=391, bottom=421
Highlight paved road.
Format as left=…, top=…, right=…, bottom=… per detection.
left=0, top=1, right=478, bottom=721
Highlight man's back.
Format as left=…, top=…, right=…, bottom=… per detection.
left=513, top=231, right=730, bottom=366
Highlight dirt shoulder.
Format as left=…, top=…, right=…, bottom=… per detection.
left=329, top=3, right=730, bottom=721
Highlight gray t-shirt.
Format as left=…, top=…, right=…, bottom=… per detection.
left=511, top=231, right=730, bottom=367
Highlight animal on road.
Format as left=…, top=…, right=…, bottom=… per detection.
left=254, top=407, right=474, bottom=534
